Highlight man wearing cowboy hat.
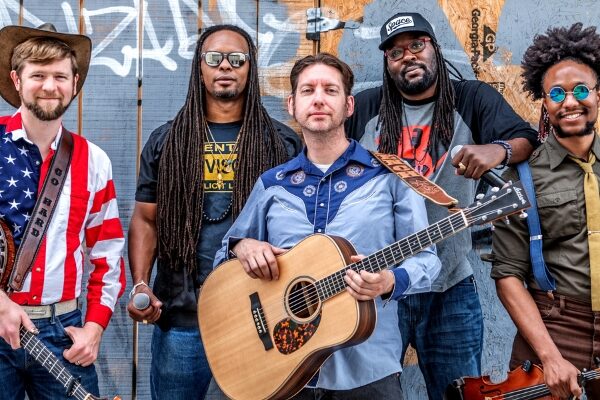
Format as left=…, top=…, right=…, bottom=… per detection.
left=0, top=23, right=125, bottom=399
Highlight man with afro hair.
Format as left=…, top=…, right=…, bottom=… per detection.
left=492, top=22, right=600, bottom=399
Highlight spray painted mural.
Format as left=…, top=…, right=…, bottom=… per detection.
left=0, top=1, right=598, bottom=398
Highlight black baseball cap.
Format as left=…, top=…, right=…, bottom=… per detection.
left=379, top=12, right=436, bottom=50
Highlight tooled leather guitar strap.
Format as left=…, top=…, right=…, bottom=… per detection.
left=371, top=152, right=459, bottom=211
left=8, top=127, right=74, bottom=292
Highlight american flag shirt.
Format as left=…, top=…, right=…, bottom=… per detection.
left=0, top=110, right=125, bottom=328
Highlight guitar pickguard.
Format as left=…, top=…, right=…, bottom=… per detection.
left=273, top=314, right=321, bottom=354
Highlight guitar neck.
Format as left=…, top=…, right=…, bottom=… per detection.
left=19, top=326, right=94, bottom=400
left=316, top=210, right=468, bottom=301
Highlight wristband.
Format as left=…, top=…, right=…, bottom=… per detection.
left=492, top=140, right=512, bottom=168
left=129, top=280, right=148, bottom=299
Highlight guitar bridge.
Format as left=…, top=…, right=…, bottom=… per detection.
left=250, top=292, right=273, bottom=351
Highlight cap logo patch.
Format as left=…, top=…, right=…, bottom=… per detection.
left=386, top=16, right=414, bottom=35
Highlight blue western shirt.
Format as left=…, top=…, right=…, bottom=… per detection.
left=214, top=140, right=441, bottom=389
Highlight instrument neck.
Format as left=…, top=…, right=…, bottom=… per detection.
left=315, top=211, right=468, bottom=301
left=19, top=326, right=93, bottom=400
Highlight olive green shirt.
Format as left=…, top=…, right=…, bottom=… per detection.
left=491, top=133, right=600, bottom=301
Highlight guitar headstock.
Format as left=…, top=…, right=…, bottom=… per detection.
left=464, top=181, right=530, bottom=227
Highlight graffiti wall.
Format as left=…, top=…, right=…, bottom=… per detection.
left=0, top=1, right=598, bottom=398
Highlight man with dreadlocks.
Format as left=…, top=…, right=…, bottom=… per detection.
left=126, top=24, right=301, bottom=399
left=491, top=23, right=600, bottom=399
left=345, top=12, right=539, bottom=399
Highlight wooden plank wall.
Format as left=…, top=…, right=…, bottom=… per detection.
left=1, top=1, right=599, bottom=399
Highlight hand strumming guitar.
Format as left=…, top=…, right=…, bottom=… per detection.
left=232, top=238, right=287, bottom=280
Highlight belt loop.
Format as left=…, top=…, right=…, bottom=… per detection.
left=50, top=303, right=56, bottom=324
left=559, top=296, right=566, bottom=315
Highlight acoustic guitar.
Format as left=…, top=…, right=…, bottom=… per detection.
left=1, top=219, right=120, bottom=400
left=198, top=182, right=530, bottom=400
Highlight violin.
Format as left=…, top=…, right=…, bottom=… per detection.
left=445, top=361, right=600, bottom=400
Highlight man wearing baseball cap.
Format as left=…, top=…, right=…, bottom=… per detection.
left=0, top=23, right=125, bottom=399
left=346, top=12, right=538, bottom=399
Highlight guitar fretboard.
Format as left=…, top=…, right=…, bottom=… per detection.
left=315, top=210, right=467, bottom=301
left=19, top=326, right=90, bottom=400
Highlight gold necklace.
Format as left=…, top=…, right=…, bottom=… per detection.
left=205, top=123, right=239, bottom=189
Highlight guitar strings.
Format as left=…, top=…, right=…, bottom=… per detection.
left=282, top=210, right=499, bottom=318
left=282, top=191, right=514, bottom=315
left=486, top=368, right=600, bottom=400
left=281, top=193, right=515, bottom=317
left=277, top=191, right=517, bottom=320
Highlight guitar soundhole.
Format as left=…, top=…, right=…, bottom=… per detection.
left=286, top=279, right=320, bottom=321
left=272, top=278, right=323, bottom=355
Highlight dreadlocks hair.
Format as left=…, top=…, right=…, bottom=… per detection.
left=521, top=22, right=600, bottom=141
left=156, top=24, right=288, bottom=272
left=377, top=38, right=455, bottom=166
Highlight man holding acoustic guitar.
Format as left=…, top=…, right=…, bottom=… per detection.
left=208, top=53, right=441, bottom=399
left=0, top=24, right=125, bottom=399
left=492, top=23, right=600, bottom=399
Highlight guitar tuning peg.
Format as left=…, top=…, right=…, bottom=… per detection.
left=519, top=211, right=528, bottom=219
left=490, top=225, right=495, bottom=231
left=504, top=217, right=510, bottom=225
left=491, top=187, right=500, bottom=193
left=475, top=193, right=485, bottom=200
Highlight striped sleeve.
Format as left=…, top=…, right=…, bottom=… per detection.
left=84, top=143, right=126, bottom=328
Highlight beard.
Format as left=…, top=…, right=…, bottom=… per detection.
left=392, top=60, right=437, bottom=95
left=214, top=89, right=239, bottom=99
left=553, top=120, right=596, bottom=138
left=20, top=89, right=71, bottom=121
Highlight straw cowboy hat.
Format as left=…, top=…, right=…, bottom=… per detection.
left=0, top=23, right=91, bottom=108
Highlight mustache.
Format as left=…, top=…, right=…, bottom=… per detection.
left=37, top=91, right=63, bottom=99
left=401, top=61, right=427, bottom=74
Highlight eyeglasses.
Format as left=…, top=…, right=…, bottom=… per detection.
left=385, top=38, right=432, bottom=61
left=201, top=51, right=249, bottom=68
left=545, top=84, right=594, bottom=103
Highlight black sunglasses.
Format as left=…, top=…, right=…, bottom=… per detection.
left=201, top=51, right=249, bottom=68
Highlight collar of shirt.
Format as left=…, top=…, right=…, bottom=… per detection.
left=279, top=139, right=374, bottom=176
left=5, top=108, right=62, bottom=150
left=546, top=131, right=600, bottom=170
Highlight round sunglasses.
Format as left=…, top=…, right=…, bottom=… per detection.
left=545, top=84, right=594, bottom=103
left=201, top=51, right=249, bottom=68
left=385, top=38, right=432, bottom=61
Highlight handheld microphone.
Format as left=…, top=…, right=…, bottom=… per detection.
left=450, top=145, right=507, bottom=188
left=132, top=292, right=151, bottom=310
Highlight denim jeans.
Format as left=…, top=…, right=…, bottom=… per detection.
left=0, top=309, right=99, bottom=400
left=292, top=373, right=403, bottom=400
left=150, top=325, right=212, bottom=400
left=398, top=275, right=483, bottom=400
